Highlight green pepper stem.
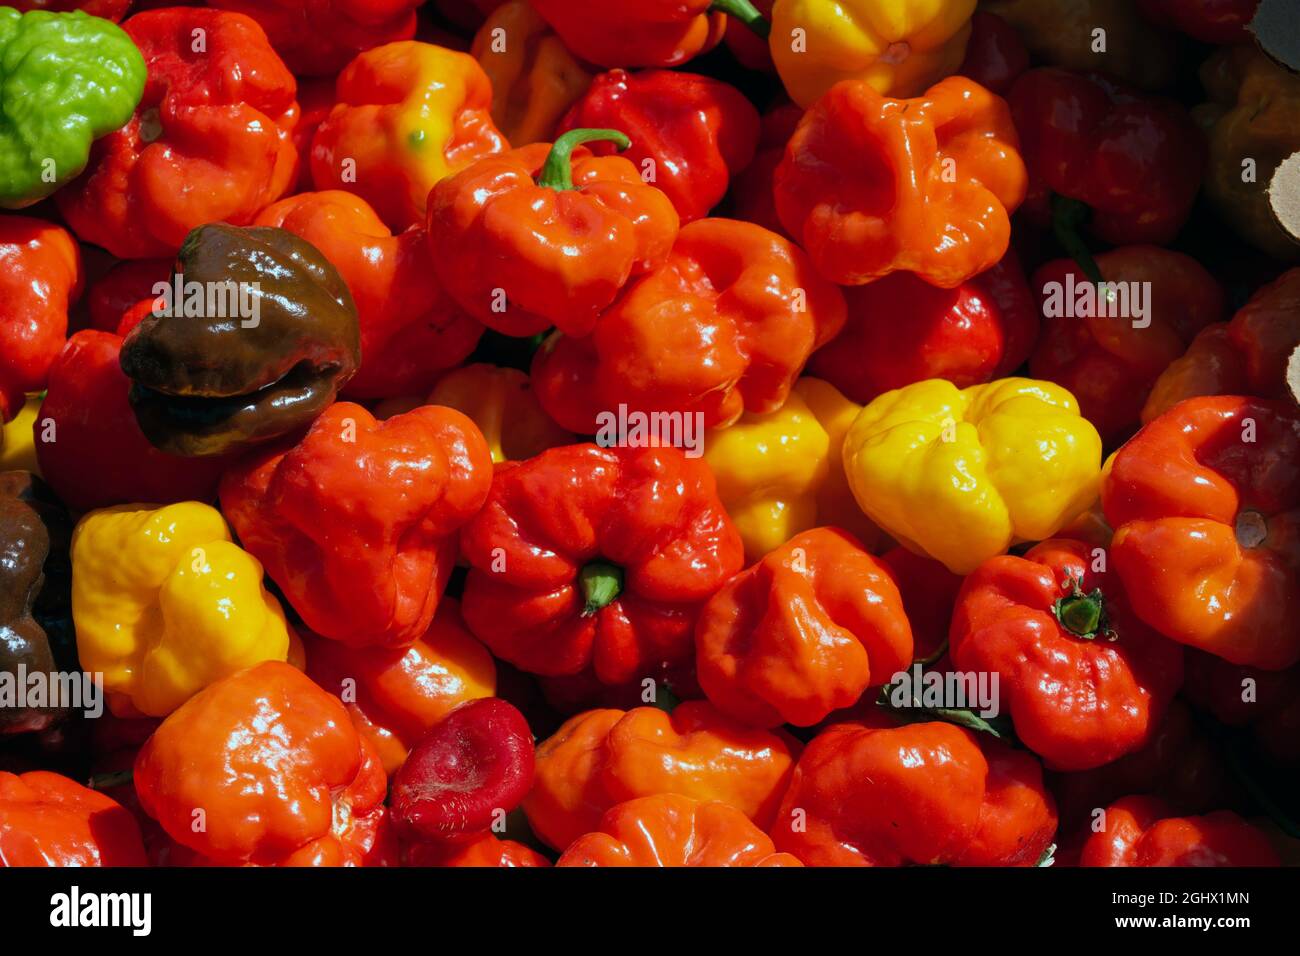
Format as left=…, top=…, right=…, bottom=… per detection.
left=537, top=129, right=631, bottom=191
left=711, top=0, right=771, bottom=38
left=1052, top=575, right=1114, bottom=641
left=579, top=561, right=624, bottom=616
left=89, top=770, right=133, bottom=791
left=1050, top=194, right=1107, bottom=288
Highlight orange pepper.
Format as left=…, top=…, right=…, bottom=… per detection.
left=0, top=771, right=146, bottom=867
left=402, top=831, right=551, bottom=867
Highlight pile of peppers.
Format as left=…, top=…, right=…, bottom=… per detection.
left=2, top=0, right=1299, bottom=874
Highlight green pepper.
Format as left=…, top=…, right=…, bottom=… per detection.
left=0, top=7, right=145, bottom=209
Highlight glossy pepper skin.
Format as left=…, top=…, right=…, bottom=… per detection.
left=426, top=364, right=573, bottom=464
left=71, top=502, right=291, bottom=718
left=1103, top=396, right=1300, bottom=671
left=558, top=70, right=761, bottom=225
left=1079, top=796, right=1279, bottom=867
left=1030, top=247, right=1224, bottom=444
left=0, top=771, right=146, bottom=866
left=524, top=702, right=799, bottom=851
left=135, top=662, right=396, bottom=866
left=770, top=0, right=976, bottom=107
left=56, top=9, right=299, bottom=259
left=771, top=720, right=1057, bottom=866
left=0, top=8, right=144, bottom=208
left=0, top=217, right=81, bottom=423
left=402, top=831, right=550, bottom=867
left=459, top=443, right=744, bottom=686
left=1008, top=69, right=1205, bottom=247
left=843, top=378, right=1103, bottom=575
left=809, top=251, right=1038, bottom=406
left=222, top=402, right=492, bottom=649
left=696, top=528, right=912, bottom=728
left=429, top=130, right=680, bottom=338
left=471, top=1, right=592, bottom=147
left=557, top=794, right=802, bottom=867
left=951, top=538, right=1184, bottom=771
left=774, top=77, right=1026, bottom=288
left=119, top=224, right=361, bottom=457
left=532, top=218, right=846, bottom=433
left=254, top=191, right=482, bottom=400
left=311, top=41, right=508, bottom=231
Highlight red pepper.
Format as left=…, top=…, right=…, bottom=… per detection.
left=1184, top=649, right=1300, bottom=766
left=1079, top=796, right=1279, bottom=867
left=878, top=546, right=964, bottom=664
left=401, top=831, right=551, bottom=867
left=724, top=102, right=803, bottom=237
left=83, top=259, right=171, bottom=334
left=958, top=11, right=1030, bottom=95
left=0, top=770, right=147, bottom=867
left=1137, top=0, right=1259, bottom=44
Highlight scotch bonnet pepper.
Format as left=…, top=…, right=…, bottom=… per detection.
left=1079, top=796, right=1279, bottom=867
left=429, top=128, right=680, bottom=338
left=56, top=8, right=300, bottom=259
left=0, top=771, right=145, bottom=866
left=0, top=8, right=144, bottom=208
left=221, top=402, right=492, bottom=648
left=118, top=223, right=361, bottom=457
left=774, top=76, right=1026, bottom=288
left=402, top=831, right=550, bottom=867
left=842, top=378, right=1103, bottom=575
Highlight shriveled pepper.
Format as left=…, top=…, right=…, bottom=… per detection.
left=532, top=218, right=846, bottom=433
left=119, top=223, right=361, bottom=457
left=697, top=528, right=913, bottom=728
left=843, top=378, right=1103, bottom=575
left=310, top=41, right=508, bottom=231
left=1103, top=396, right=1300, bottom=670
left=524, top=702, right=799, bottom=851
left=557, top=794, right=801, bottom=866
left=134, top=661, right=397, bottom=866
left=426, top=364, right=572, bottom=463
left=774, top=77, right=1026, bottom=288
left=254, top=191, right=482, bottom=399
left=0, top=771, right=146, bottom=866
left=428, top=129, right=680, bottom=338
left=56, top=8, right=299, bottom=259
left=0, top=216, right=81, bottom=423
left=770, top=0, right=977, bottom=106
left=1030, top=246, right=1224, bottom=444
left=558, top=69, right=761, bottom=225
left=1079, top=796, right=1279, bottom=867
left=222, top=402, right=492, bottom=649
left=471, top=1, right=592, bottom=146
left=0, top=8, right=144, bottom=209
left=459, top=443, right=744, bottom=686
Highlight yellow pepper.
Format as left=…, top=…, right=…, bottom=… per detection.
left=842, top=378, right=1102, bottom=574
left=71, top=502, right=290, bottom=718
left=0, top=393, right=40, bottom=475
left=770, top=0, right=976, bottom=107
left=704, top=378, right=883, bottom=562
left=471, top=1, right=593, bottom=146
left=427, top=363, right=573, bottom=463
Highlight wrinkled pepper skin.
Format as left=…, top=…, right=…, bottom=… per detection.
left=402, top=831, right=550, bottom=867
left=208, top=0, right=422, bottom=77
left=697, top=528, right=913, bottom=728
left=134, top=662, right=396, bottom=867
left=426, top=364, right=573, bottom=463
left=957, top=11, right=1028, bottom=96
left=311, top=41, right=508, bottom=231
left=429, top=133, right=680, bottom=338
left=119, top=224, right=361, bottom=457
left=254, top=192, right=482, bottom=399
left=56, top=9, right=300, bottom=259
left=809, top=251, right=1038, bottom=405
left=532, top=218, right=846, bottom=433
left=771, top=720, right=1057, bottom=866
left=951, top=538, right=1184, bottom=771
left=0, top=771, right=146, bottom=867
left=0, top=8, right=144, bottom=208
left=71, top=502, right=291, bottom=718
left=524, top=702, right=799, bottom=851
left=1008, top=69, right=1205, bottom=247
left=1030, top=247, right=1224, bottom=444
left=1184, top=649, right=1300, bottom=766
left=526, top=0, right=744, bottom=69
left=843, top=378, right=1103, bottom=575
left=305, top=600, right=497, bottom=774
left=0, top=472, right=74, bottom=736
left=558, top=69, right=761, bottom=225
left=459, top=443, right=744, bottom=686
left=1079, top=796, right=1279, bottom=867
left=471, top=1, right=592, bottom=146
left=774, top=77, right=1026, bottom=288
left=1103, top=396, right=1300, bottom=671
left=770, top=0, right=976, bottom=106
left=221, top=402, right=493, bottom=649
left=1144, top=269, right=1300, bottom=424
left=1139, top=0, right=1258, bottom=48
left=0, top=217, right=81, bottom=423
left=35, top=331, right=230, bottom=512
left=557, top=794, right=802, bottom=867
